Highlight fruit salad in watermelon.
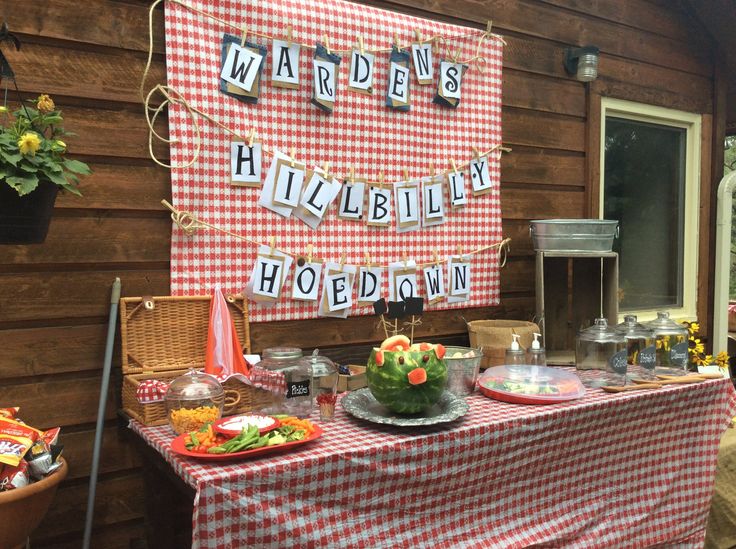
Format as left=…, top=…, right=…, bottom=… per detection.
left=366, top=335, right=448, bottom=414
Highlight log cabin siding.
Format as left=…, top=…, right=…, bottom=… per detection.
left=0, top=0, right=722, bottom=545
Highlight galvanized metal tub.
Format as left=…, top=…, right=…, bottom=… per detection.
left=530, top=219, right=618, bottom=252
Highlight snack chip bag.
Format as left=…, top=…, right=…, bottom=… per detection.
left=0, top=417, right=41, bottom=467
left=0, top=407, right=19, bottom=419
left=0, top=460, right=29, bottom=491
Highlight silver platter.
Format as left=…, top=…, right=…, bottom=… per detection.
left=341, top=388, right=469, bottom=427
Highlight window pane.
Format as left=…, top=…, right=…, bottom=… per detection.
left=603, top=117, right=686, bottom=310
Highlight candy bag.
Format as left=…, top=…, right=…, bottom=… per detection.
left=0, top=417, right=41, bottom=467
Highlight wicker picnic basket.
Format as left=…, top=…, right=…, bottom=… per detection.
left=120, top=294, right=273, bottom=426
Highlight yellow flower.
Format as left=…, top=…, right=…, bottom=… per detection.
left=715, top=351, right=730, bottom=368
left=36, top=94, right=55, bottom=114
left=693, top=354, right=712, bottom=367
left=688, top=337, right=704, bottom=355
left=18, top=132, right=41, bottom=156
left=689, top=322, right=700, bottom=335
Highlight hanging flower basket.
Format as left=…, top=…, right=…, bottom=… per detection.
left=0, top=180, right=58, bottom=244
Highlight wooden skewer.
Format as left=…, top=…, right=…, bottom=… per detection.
left=632, top=376, right=706, bottom=385
left=602, top=383, right=662, bottom=393
left=656, top=372, right=723, bottom=380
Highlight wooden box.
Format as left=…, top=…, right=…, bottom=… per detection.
left=119, top=294, right=273, bottom=426
left=336, top=365, right=367, bottom=392
left=535, top=251, right=619, bottom=365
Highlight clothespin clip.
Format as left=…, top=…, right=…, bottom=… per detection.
left=289, top=147, right=296, bottom=168
left=358, top=36, right=365, bottom=55
left=269, top=236, right=276, bottom=256
left=339, top=252, right=346, bottom=271
left=403, top=168, right=410, bottom=182
left=394, top=33, right=402, bottom=52
left=323, top=34, right=331, bottom=55
left=433, top=249, right=440, bottom=267
left=429, top=162, right=436, bottom=178
left=348, top=166, right=355, bottom=184
left=450, top=159, right=458, bottom=173
left=378, top=171, right=384, bottom=189
left=456, top=244, right=464, bottom=258
left=472, top=147, right=481, bottom=161
left=501, top=146, right=513, bottom=153
left=306, top=243, right=313, bottom=263
left=322, top=161, right=331, bottom=179
left=240, top=25, right=248, bottom=47
left=364, top=252, right=372, bottom=268
left=486, top=20, right=493, bottom=36
left=286, top=25, right=293, bottom=47
left=402, top=254, right=409, bottom=269
left=247, top=128, right=256, bottom=148
left=414, top=29, right=423, bottom=44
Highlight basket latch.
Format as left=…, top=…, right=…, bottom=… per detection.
left=142, top=296, right=155, bottom=310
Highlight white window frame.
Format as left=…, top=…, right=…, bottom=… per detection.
left=599, top=98, right=701, bottom=322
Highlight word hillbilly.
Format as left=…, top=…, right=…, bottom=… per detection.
left=221, top=33, right=469, bottom=112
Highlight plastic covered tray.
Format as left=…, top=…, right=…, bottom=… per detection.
left=478, top=365, right=586, bottom=404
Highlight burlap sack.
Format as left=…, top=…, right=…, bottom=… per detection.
left=467, top=320, right=540, bottom=368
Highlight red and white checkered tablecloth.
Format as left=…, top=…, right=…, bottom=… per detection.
left=163, top=0, right=504, bottom=322
left=131, top=377, right=736, bottom=548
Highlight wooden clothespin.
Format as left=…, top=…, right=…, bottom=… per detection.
left=322, top=161, right=331, bottom=179
left=378, top=171, right=384, bottom=189
left=403, top=168, right=410, bottom=182
left=247, top=128, right=256, bottom=148
left=456, top=244, right=464, bottom=258
left=394, top=33, right=402, bottom=52
left=486, top=20, right=493, bottom=36
left=429, top=163, right=436, bottom=178
left=450, top=158, right=458, bottom=173
left=501, top=146, right=512, bottom=153
left=402, top=254, right=409, bottom=269
left=472, top=147, right=481, bottom=161
left=306, top=243, right=313, bottom=263
left=269, top=236, right=277, bottom=256
left=433, top=249, right=440, bottom=266
left=286, top=26, right=293, bottom=48
left=358, top=36, right=365, bottom=55
left=348, top=166, right=355, bottom=184
left=240, top=25, right=248, bottom=47
left=364, top=252, right=372, bottom=268
left=414, top=29, right=423, bottom=44
left=339, top=252, right=347, bottom=271
left=323, top=34, right=331, bottom=55
left=289, top=147, right=296, bottom=168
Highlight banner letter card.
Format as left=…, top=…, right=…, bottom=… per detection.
left=271, top=38, right=300, bottom=89
left=295, top=166, right=341, bottom=229
left=358, top=265, right=384, bottom=304
left=319, top=262, right=357, bottom=318
left=338, top=177, right=366, bottom=220
left=422, top=175, right=445, bottom=227
left=448, top=167, right=467, bottom=208
left=259, top=151, right=306, bottom=218
left=394, top=180, right=421, bottom=233
left=312, top=43, right=341, bottom=113
left=348, top=44, right=374, bottom=95
left=447, top=255, right=471, bottom=303
left=434, top=60, right=467, bottom=109
left=220, top=34, right=267, bottom=104
left=423, top=262, right=445, bottom=303
left=386, top=46, right=411, bottom=110
left=470, top=154, right=493, bottom=196
left=249, top=245, right=294, bottom=302
left=388, top=260, right=418, bottom=302
left=367, top=185, right=392, bottom=227
left=411, top=39, right=433, bottom=85
left=292, top=259, right=323, bottom=301
left=231, top=141, right=262, bottom=186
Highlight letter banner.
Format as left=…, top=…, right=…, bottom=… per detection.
left=165, top=0, right=503, bottom=321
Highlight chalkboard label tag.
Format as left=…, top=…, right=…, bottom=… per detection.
left=609, top=350, right=628, bottom=374
left=638, top=345, right=656, bottom=368
left=670, top=342, right=689, bottom=367
left=286, top=379, right=311, bottom=399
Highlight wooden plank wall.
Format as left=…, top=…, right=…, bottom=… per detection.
left=0, top=0, right=718, bottom=546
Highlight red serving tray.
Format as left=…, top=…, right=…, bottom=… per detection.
left=213, top=414, right=281, bottom=437
left=170, top=424, right=323, bottom=461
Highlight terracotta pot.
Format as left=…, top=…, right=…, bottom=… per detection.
left=0, top=458, right=67, bottom=549
left=0, top=180, right=58, bottom=244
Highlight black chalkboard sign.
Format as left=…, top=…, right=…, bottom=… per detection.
left=670, top=342, right=689, bottom=367
left=286, top=379, right=311, bottom=399
left=609, top=349, right=628, bottom=375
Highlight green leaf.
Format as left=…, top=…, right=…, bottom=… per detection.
left=60, top=183, right=82, bottom=197
left=17, top=163, right=39, bottom=173
left=44, top=170, right=68, bottom=187
left=0, top=149, right=22, bottom=166
left=7, top=174, right=39, bottom=196
left=63, top=158, right=91, bottom=175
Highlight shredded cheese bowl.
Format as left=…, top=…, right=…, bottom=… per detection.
left=165, top=371, right=225, bottom=434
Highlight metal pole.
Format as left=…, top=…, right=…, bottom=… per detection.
left=83, top=278, right=121, bottom=549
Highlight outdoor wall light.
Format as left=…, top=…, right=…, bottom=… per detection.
left=564, top=46, right=599, bottom=82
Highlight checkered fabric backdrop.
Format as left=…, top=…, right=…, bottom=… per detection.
left=163, top=0, right=504, bottom=322
left=133, top=378, right=736, bottom=548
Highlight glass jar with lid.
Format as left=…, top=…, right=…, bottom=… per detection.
left=165, top=370, right=224, bottom=435
left=260, top=347, right=313, bottom=418
left=647, top=311, right=689, bottom=375
left=615, top=314, right=655, bottom=372
left=575, top=318, right=627, bottom=387
left=307, top=351, right=338, bottom=421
